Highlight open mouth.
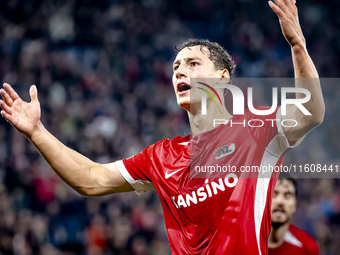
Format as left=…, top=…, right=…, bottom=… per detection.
left=177, top=83, right=191, bottom=93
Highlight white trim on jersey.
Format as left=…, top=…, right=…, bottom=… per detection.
left=285, top=231, right=303, bottom=247
left=116, top=160, right=156, bottom=194
left=254, top=106, right=306, bottom=255
left=179, top=141, right=190, bottom=146
left=254, top=142, right=280, bottom=255
left=276, top=106, right=306, bottom=149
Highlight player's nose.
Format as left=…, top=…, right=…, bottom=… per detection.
left=275, top=194, right=285, bottom=205
left=175, top=66, right=187, bottom=79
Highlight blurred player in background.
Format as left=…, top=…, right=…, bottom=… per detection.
left=0, top=0, right=325, bottom=254
left=269, top=176, right=319, bottom=255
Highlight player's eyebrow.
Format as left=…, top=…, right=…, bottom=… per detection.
left=173, top=57, right=203, bottom=67
left=284, top=191, right=294, bottom=196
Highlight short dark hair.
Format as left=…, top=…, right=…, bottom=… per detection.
left=175, top=38, right=236, bottom=80
left=277, top=173, right=298, bottom=197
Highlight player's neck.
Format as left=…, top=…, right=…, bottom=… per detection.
left=268, top=222, right=290, bottom=249
left=188, top=101, right=232, bottom=137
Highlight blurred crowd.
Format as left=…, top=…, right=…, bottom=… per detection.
left=0, top=0, right=339, bottom=254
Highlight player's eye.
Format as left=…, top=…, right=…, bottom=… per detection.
left=173, top=65, right=179, bottom=71
left=285, top=193, right=293, bottom=199
left=190, top=62, right=199, bottom=67
left=273, top=191, right=278, bottom=198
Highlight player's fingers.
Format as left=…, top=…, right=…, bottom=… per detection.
left=272, top=0, right=287, bottom=12
left=284, top=0, right=297, bottom=10
left=282, top=0, right=293, bottom=7
left=3, top=83, right=20, bottom=101
left=29, top=85, right=38, bottom=103
left=0, top=110, right=13, bottom=123
left=0, top=99, right=12, bottom=115
left=268, top=1, right=284, bottom=18
left=281, top=0, right=289, bottom=6
left=0, top=88, right=14, bottom=107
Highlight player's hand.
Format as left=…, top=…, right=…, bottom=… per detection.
left=269, top=0, right=306, bottom=47
left=0, top=83, right=41, bottom=139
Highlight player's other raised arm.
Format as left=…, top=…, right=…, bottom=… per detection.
left=0, top=83, right=134, bottom=196
left=269, top=0, right=325, bottom=141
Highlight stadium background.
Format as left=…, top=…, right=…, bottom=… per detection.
left=0, top=0, right=339, bottom=254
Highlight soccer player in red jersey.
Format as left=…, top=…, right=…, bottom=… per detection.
left=269, top=177, right=320, bottom=255
left=0, top=0, right=325, bottom=254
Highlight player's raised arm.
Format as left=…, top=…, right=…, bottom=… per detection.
left=269, top=0, right=325, bottom=141
left=0, top=83, right=134, bottom=196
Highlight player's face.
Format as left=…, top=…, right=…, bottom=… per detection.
left=271, top=179, right=297, bottom=225
left=172, top=46, right=226, bottom=110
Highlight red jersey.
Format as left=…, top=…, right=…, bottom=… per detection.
left=116, top=106, right=304, bottom=255
left=268, top=224, right=319, bottom=255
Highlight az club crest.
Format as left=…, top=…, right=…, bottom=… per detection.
left=215, top=143, right=236, bottom=159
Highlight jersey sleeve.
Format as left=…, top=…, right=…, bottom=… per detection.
left=291, top=224, right=320, bottom=255
left=305, top=240, right=320, bottom=255
left=303, top=232, right=320, bottom=255
left=247, top=106, right=306, bottom=156
left=116, top=143, right=158, bottom=194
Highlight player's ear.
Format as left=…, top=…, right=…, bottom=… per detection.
left=217, top=69, right=230, bottom=84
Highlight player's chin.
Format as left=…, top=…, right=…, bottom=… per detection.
left=177, top=97, right=190, bottom=109
left=271, top=215, right=288, bottom=224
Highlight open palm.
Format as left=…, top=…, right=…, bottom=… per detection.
left=0, top=83, right=41, bottom=138
left=269, top=0, right=305, bottom=47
